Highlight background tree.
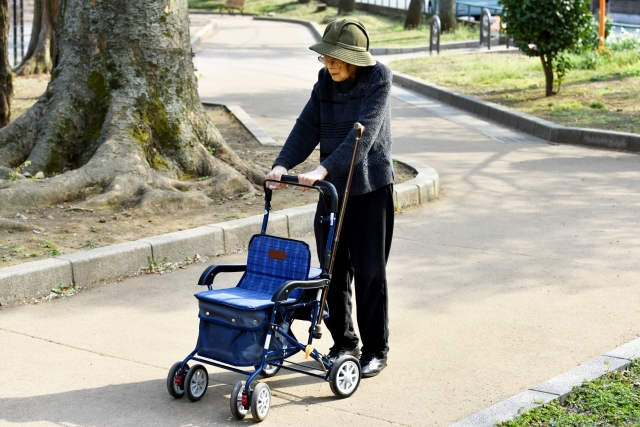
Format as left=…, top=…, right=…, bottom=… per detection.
left=14, top=0, right=57, bottom=75
left=499, top=0, right=593, bottom=96
left=404, top=0, right=424, bottom=29
left=0, top=0, right=262, bottom=211
left=439, top=0, right=457, bottom=32
left=0, top=0, right=11, bottom=126
left=338, top=0, right=355, bottom=13
left=15, top=0, right=58, bottom=76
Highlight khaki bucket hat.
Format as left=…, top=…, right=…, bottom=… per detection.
left=309, top=18, right=376, bottom=67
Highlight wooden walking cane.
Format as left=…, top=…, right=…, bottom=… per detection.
left=317, top=122, right=365, bottom=326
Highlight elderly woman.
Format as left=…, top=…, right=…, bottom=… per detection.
left=265, top=18, right=393, bottom=378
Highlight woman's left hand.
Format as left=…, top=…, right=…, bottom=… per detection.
left=298, top=165, right=328, bottom=192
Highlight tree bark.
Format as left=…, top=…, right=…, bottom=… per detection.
left=15, top=0, right=58, bottom=75
left=339, top=0, right=355, bottom=13
left=439, top=0, right=457, bottom=32
left=540, top=53, right=555, bottom=97
left=0, top=0, right=12, bottom=126
left=404, top=0, right=424, bottom=29
left=0, top=0, right=260, bottom=211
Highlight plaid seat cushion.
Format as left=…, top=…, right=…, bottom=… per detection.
left=237, top=235, right=311, bottom=300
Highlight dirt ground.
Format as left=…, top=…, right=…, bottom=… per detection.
left=0, top=76, right=415, bottom=267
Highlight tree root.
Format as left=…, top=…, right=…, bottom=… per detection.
left=0, top=0, right=262, bottom=212
left=0, top=127, right=256, bottom=211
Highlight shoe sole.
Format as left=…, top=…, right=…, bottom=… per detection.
left=361, top=362, right=387, bottom=378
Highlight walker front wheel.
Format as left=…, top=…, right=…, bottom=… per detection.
left=185, top=364, right=208, bottom=402
left=230, top=381, right=248, bottom=420
left=251, top=382, right=271, bottom=422
left=329, top=355, right=361, bottom=398
left=167, top=361, right=189, bottom=399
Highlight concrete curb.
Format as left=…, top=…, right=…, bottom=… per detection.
left=200, top=100, right=278, bottom=146
left=252, top=15, right=503, bottom=55
left=190, top=19, right=218, bottom=46
left=451, top=338, right=640, bottom=426
left=0, top=100, right=439, bottom=306
left=0, top=158, right=437, bottom=306
left=392, top=71, right=640, bottom=153
left=253, top=16, right=324, bottom=43
left=0, top=259, right=73, bottom=306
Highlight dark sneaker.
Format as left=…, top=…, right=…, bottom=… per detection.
left=326, top=346, right=360, bottom=364
left=361, top=356, right=387, bottom=378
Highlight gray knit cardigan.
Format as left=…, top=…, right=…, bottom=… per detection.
left=274, top=61, right=394, bottom=196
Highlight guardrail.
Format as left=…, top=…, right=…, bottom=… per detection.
left=354, top=0, right=503, bottom=18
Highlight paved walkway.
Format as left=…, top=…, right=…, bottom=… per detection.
left=2, top=15, right=640, bottom=427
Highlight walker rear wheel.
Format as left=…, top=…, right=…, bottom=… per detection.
left=185, top=364, right=208, bottom=402
left=256, top=363, right=281, bottom=378
left=251, top=382, right=271, bottom=422
left=329, top=355, right=361, bottom=398
left=230, top=381, right=248, bottom=420
left=167, top=361, right=189, bottom=399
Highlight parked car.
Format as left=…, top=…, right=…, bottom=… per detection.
left=454, top=0, right=502, bottom=20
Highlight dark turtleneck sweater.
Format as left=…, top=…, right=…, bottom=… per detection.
left=274, top=61, right=394, bottom=196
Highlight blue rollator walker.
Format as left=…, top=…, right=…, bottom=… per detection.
left=167, top=123, right=366, bottom=422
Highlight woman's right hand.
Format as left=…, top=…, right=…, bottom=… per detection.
left=265, top=165, right=288, bottom=190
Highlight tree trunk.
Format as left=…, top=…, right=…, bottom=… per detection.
left=339, top=0, right=355, bottom=13
left=439, top=0, right=457, bottom=32
left=0, top=0, right=12, bottom=126
left=15, top=0, right=57, bottom=75
left=0, top=0, right=260, bottom=211
left=540, top=53, right=555, bottom=97
left=404, top=0, right=424, bottom=29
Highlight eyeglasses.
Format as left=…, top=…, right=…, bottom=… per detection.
left=318, top=55, right=344, bottom=68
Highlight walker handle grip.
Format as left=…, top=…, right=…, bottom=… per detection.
left=268, top=176, right=339, bottom=214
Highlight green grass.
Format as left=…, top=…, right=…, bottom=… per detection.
left=498, top=359, right=640, bottom=426
left=390, top=49, right=640, bottom=134
left=189, top=0, right=480, bottom=45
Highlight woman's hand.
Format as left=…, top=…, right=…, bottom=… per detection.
left=265, top=165, right=288, bottom=190
left=298, top=165, right=328, bottom=192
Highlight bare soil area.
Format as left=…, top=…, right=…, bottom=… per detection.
left=0, top=76, right=415, bottom=267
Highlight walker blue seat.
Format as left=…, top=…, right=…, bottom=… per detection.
left=195, top=234, right=317, bottom=310
left=193, top=234, right=320, bottom=366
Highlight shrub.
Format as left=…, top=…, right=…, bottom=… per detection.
left=499, top=0, right=593, bottom=96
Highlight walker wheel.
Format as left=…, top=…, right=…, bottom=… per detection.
left=329, top=355, right=361, bottom=398
left=230, top=381, right=248, bottom=420
left=167, top=361, right=189, bottom=399
left=185, top=364, right=209, bottom=402
left=251, top=382, right=271, bottom=422
left=255, top=363, right=281, bottom=378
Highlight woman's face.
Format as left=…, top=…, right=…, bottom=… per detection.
left=323, top=56, right=358, bottom=82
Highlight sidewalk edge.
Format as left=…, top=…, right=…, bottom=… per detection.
left=392, top=71, right=640, bottom=153
left=450, top=339, right=640, bottom=426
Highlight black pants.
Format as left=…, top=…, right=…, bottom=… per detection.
left=314, top=184, right=394, bottom=358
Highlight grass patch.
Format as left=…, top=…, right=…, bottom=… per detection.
left=189, top=0, right=479, bottom=45
left=498, top=359, right=640, bottom=426
left=390, top=48, right=640, bottom=133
